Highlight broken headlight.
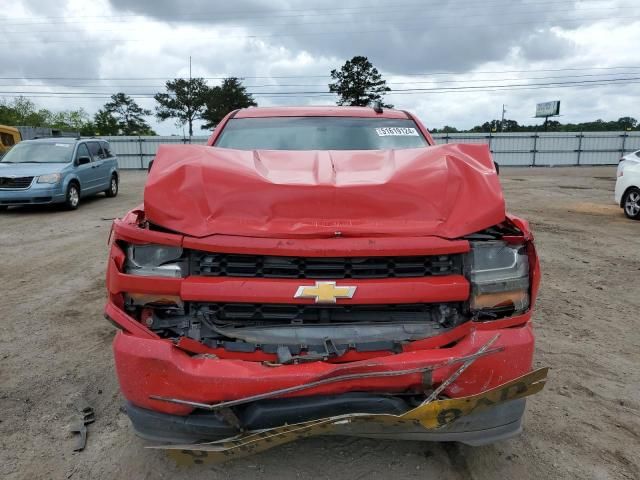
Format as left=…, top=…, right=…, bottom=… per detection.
left=467, top=241, right=529, bottom=318
left=124, top=244, right=185, bottom=278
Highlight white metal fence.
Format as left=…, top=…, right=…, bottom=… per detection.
left=433, top=131, right=640, bottom=166
left=101, top=132, right=640, bottom=169
left=102, top=135, right=209, bottom=169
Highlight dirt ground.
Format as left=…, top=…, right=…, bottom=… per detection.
left=1, top=166, right=639, bottom=480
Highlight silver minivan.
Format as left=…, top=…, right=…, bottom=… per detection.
left=0, top=137, right=119, bottom=210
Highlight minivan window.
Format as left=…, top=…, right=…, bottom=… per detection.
left=76, top=143, right=91, bottom=162
left=214, top=117, right=429, bottom=150
left=87, top=141, right=105, bottom=160
left=0, top=142, right=74, bottom=163
left=101, top=142, right=114, bottom=158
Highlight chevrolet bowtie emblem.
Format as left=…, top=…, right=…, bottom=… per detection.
left=294, top=281, right=357, bottom=304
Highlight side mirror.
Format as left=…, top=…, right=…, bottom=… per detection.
left=493, top=161, right=500, bottom=175
left=77, top=156, right=91, bottom=166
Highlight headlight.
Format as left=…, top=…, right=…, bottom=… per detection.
left=125, top=244, right=185, bottom=278
left=37, top=173, right=61, bottom=184
left=467, top=241, right=530, bottom=317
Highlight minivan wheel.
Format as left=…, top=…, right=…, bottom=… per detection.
left=65, top=183, right=80, bottom=210
left=105, top=174, right=118, bottom=198
left=623, top=187, right=640, bottom=220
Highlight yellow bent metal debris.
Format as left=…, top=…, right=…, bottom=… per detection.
left=150, top=367, right=548, bottom=465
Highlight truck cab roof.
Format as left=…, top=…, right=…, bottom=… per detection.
left=233, top=106, right=412, bottom=119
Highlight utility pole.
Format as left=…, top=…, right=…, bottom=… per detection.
left=500, top=104, right=507, bottom=132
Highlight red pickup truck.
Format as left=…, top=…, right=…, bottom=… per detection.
left=106, top=106, right=545, bottom=455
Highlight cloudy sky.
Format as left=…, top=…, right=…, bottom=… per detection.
left=2, top=0, right=640, bottom=135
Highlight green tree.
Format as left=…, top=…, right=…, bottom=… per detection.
left=79, top=121, right=97, bottom=137
left=201, top=77, right=257, bottom=130
left=93, top=108, right=120, bottom=135
left=430, top=125, right=459, bottom=133
left=471, top=119, right=520, bottom=133
left=49, top=109, right=90, bottom=131
left=102, top=93, right=153, bottom=135
left=616, top=116, right=638, bottom=130
left=0, top=97, right=51, bottom=126
left=329, top=56, right=392, bottom=107
left=154, top=78, right=210, bottom=137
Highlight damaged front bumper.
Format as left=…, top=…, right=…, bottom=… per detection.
left=109, top=301, right=543, bottom=458
left=141, top=368, right=547, bottom=464
left=111, top=311, right=536, bottom=416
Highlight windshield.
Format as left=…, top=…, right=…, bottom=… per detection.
left=0, top=142, right=74, bottom=163
left=214, top=117, right=429, bottom=150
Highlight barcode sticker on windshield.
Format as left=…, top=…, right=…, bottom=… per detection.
left=375, top=127, right=419, bottom=137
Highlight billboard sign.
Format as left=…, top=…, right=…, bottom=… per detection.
left=535, top=101, right=560, bottom=118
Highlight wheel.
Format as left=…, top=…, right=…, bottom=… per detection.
left=623, top=187, right=640, bottom=220
left=105, top=174, right=118, bottom=198
left=65, top=183, right=80, bottom=210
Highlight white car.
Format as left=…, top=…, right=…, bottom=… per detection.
left=615, top=149, right=640, bottom=220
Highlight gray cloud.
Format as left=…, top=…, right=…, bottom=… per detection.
left=107, top=0, right=582, bottom=73
left=2, top=0, right=639, bottom=134
left=517, top=30, right=576, bottom=62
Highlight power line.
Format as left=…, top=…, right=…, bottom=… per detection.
left=3, top=66, right=640, bottom=83
left=3, top=75, right=640, bottom=99
left=11, top=67, right=640, bottom=82
left=3, top=72, right=640, bottom=89
left=3, top=77, right=640, bottom=100
left=9, top=66, right=640, bottom=82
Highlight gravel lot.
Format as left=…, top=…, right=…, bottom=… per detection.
left=1, top=166, right=639, bottom=480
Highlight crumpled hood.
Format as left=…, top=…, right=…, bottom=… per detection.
left=144, top=143, right=505, bottom=239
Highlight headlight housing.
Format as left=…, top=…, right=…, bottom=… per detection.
left=467, top=241, right=530, bottom=318
left=37, top=173, right=61, bottom=184
left=124, top=244, right=185, bottom=278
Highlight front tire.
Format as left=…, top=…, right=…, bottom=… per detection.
left=105, top=174, right=118, bottom=198
left=65, top=183, right=80, bottom=210
left=623, top=187, right=640, bottom=220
